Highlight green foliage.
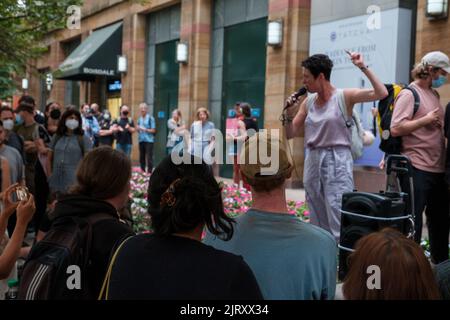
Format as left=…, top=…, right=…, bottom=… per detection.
left=0, top=0, right=83, bottom=98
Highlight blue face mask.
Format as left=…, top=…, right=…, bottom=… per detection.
left=432, top=75, right=447, bottom=88
left=15, top=114, right=24, bottom=125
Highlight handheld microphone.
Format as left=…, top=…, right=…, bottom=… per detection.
left=284, top=87, right=307, bottom=110
left=295, top=87, right=307, bottom=97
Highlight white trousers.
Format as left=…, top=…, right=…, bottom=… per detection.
left=304, top=147, right=354, bottom=243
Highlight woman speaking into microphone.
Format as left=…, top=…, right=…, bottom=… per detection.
left=284, top=52, right=387, bottom=242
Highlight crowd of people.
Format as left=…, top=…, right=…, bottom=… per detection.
left=0, top=49, right=448, bottom=300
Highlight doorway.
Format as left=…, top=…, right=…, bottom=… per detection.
left=153, top=40, right=180, bottom=166
left=220, top=18, right=267, bottom=178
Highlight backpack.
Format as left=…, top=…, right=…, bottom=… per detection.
left=18, top=213, right=113, bottom=300
left=377, top=84, right=420, bottom=155
left=350, top=111, right=364, bottom=160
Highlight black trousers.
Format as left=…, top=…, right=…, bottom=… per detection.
left=139, top=142, right=154, bottom=172
left=400, top=166, right=450, bottom=264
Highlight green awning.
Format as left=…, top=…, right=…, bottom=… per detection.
left=54, top=22, right=123, bottom=81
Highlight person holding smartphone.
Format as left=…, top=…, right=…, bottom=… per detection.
left=0, top=184, right=35, bottom=284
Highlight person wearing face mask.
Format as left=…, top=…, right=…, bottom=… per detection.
left=18, top=95, right=45, bottom=126
left=46, top=109, right=92, bottom=196
left=14, top=101, right=51, bottom=235
left=114, top=105, right=136, bottom=157
left=44, top=102, right=63, bottom=137
left=0, top=106, right=24, bottom=157
left=81, top=103, right=100, bottom=146
left=13, top=101, right=51, bottom=168
left=390, top=51, right=450, bottom=265
left=98, top=110, right=115, bottom=147
left=90, top=103, right=102, bottom=147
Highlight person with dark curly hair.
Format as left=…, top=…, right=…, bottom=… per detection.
left=105, top=155, right=262, bottom=300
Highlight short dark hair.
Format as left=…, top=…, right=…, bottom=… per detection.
left=18, top=95, right=35, bottom=106
left=45, top=101, right=61, bottom=113
left=301, top=54, right=334, bottom=81
left=0, top=106, right=13, bottom=115
left=70, top=146, right=131, bottom=200
left=57, top=109, right=84, bottom=136
left=17, top=102, right=34, bottom=114
left=240, top=103, right=252, bottom=118
left=148, top=155, right=234, bottom=240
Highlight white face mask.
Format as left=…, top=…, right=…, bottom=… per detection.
left=2, top=119, right=14, bottom=131
left=65, top=119, right=79, bottom=130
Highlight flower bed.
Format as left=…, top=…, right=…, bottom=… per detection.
left=129, top=170, right=450, bottom=258
left=129, top=169, right=310, bottom=233
left=129, top=168, right=151, bottom=234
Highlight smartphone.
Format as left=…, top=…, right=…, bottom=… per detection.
left=15, top=186, right=30, bottom=201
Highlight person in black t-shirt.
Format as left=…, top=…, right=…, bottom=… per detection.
left=106, top=155, right=263, bottom=300
left=98, top=110, right=115, bottom=147
left=240, top=103, right=259, bottom=136
left=113, top=105, right=135, bottom=157
left=239, top=103, right=259, bottom=190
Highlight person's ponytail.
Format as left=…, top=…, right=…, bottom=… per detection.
left=148, top=157, right=234, bottom=240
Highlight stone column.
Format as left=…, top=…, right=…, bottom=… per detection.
left=78, top=31, right=92, bottom=106
left=121, top=13, right=147, bottom=160
left=178, top=0, right=212, bottom=125
left=49, top=41, right=66, bottom=106
left=265, top=0, right=311, bottom=188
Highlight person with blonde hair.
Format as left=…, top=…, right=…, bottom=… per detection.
left=136, top=102, right=156, bottom=172
left=190, top=107, right=215, bottom=161
left=166, top=109, right=185, bottom=154
left=343, top=228, right=441, bottom=300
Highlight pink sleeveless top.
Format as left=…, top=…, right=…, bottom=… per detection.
left=304, top=89, right=351, bottom=149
